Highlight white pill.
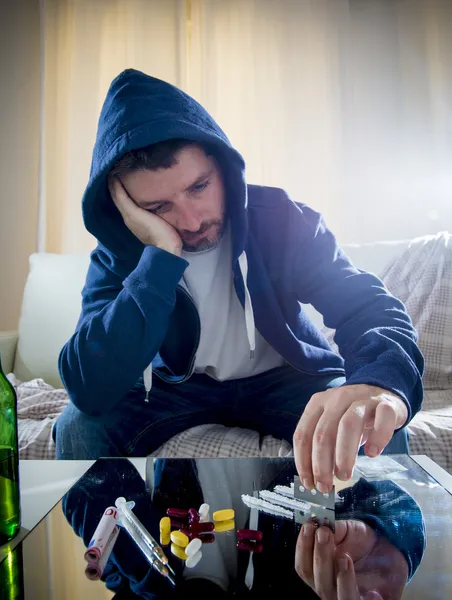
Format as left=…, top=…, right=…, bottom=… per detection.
left=198, top=503, right=210, bottom=522
left=185, top=549, right=202, bottom=568
left=185, top=538, right=202, bottom=557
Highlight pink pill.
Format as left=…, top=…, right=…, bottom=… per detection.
left=237, top=540, right=263, bottom=553
left=237, top=529, right=263, bottom=542
left=167, top=508, right=188, bottom=519
left=190, top=521, right=214, bottom=534
left=188, top=508, right=200, bottom=523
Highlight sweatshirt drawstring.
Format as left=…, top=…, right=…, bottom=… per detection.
left=142, top=250, right=256, bottom=400
left=143, top=362, right=153, bottom=402
left=238, top=251, right=256, bottom=359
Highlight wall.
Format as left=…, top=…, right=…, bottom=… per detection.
left=1, top=0, right=451, bottom=331
left=0, top=0, right=40, bottom=331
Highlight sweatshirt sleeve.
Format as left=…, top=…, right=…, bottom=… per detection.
left=58, top=244, right=188, bottom=415
left=336, top=478, right=427, bottom=583
left=291, top=202, right=424, bottom=425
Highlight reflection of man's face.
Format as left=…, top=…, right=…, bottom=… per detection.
left=120, top=145, right=226, bottom=252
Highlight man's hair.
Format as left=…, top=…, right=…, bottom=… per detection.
left=110, top=138, right=210, bottom=177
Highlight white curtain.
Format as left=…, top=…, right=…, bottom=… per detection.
left=39, top=0, right=452, bottom=253
left=40, top=0, right=188, bottom=253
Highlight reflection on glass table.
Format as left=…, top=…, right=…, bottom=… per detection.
left=2, top=456, right=433, bottom=599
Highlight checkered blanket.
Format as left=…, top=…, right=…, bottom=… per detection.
left=380, top=232, right=452, bottom=472
left=10, top=375, right=67, bottom=460
left=381, top=232, right=452, bottom=394
left=11, top=233, right=452, bottom=473
left=9, top=374, right=291, bottom=460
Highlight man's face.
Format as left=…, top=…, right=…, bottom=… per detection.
left=120, top=145, right=226, bottom=252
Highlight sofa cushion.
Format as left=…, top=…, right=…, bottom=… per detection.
left=15, top=253, right=90, bottom=388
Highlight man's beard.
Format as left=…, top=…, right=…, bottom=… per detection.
left=181, top=218, right=225, bottom=252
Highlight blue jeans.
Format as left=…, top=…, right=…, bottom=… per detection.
left=54, top=365, right=409, bottom=459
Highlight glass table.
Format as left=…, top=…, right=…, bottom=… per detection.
left=1, top=454, right=451, bottom=599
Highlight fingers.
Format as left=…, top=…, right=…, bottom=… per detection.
left=294, top=386, right=402, bottom=495
left=108, top=175, right=140, bottom=220
left=296, top=523, right=336, bottom=599
left=313, top=526, right=336, bottom=600
left=295, top=390, right=362, bottom=492
left=311, top=409, right=344, bottom=492
left=333, top=519, right=348, bottom=545
left=363, top=399, right=398, bottom=458
left=335, top=402, right=369, bottom=479
left=297, top=524, right=367, bottom=600
left=293, top=400, right=324, bottom=490
left=295, top=521, right=317, bottom=585
left=336, top=553, right=361, bottom=600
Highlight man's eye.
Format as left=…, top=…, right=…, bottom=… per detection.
left=192, top=181, right=209, bottom=193
left=149, top=204, right=167, bottom=214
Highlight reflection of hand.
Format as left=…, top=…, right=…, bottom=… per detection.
left=108, top=176, right=182, bottom=255
left=295, top=520, right=409, bottom=600
left=293, top=384, right=408, bottom=492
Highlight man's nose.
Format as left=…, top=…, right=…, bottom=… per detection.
left=177, top=205, right=202, bottom=232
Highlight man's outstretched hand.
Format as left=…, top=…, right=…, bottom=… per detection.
left=295, top=520, right=409, bottom=600
left=293, top=384, right=408, bottom=492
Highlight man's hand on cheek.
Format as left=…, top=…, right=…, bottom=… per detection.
left=293, top=384, right=408, bottom=492
left=108, top=175, right=183, bottom=255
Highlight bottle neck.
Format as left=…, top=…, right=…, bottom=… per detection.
left=0, top=354, right=6, bottom=378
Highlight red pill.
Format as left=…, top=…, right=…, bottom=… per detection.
left=188, top=508, right=200, bottom=523
left=179, top=528, right=196, bottom=541
left=200, top=533, right=215, bottom=544
left=190, top=521, right=214, bottom=534
left=170, top=518, right=187, bottom=530
left=167, top=508, right=188, bottom=519
left=237, top=540, right=263, bottom=553
left=237, top=529, right=263, bottom=542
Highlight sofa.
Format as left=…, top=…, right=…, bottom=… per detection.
left=1, top=234, right=451, bottom=471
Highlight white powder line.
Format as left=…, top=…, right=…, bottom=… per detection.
left=241, top=494, right=294, bottom=520
left=259, top=490, right=311, bottom=513
left=273, top=484, right=295, bottom=497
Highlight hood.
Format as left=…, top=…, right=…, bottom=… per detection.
left=82, top=69, right=248, bottom=262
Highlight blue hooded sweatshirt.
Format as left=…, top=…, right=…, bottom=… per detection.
left=59, top=68, right=424, bottom=420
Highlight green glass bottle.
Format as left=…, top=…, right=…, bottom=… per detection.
left=0, top=546, right=24, bottom=600
left=0, top=355, right=21, bottom=544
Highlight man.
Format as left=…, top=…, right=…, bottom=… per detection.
left=54, top=69, right=424, bottom=494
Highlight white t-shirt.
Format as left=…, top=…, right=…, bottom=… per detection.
left=181, top=225, right=285, bottom=381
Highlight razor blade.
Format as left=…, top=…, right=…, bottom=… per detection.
left=293, top=476, right=335, bottom=510
left=293, top=505, right=335, bottom=531
left=293, top=476, right=335, bottom=531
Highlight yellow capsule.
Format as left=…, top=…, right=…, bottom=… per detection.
left=213, top=509, right=235, bottom=522
left=160, top=532, right=171, bottom=546
left=171, top=543, right=188, bottom=561
left=159, top=517, right=171, bottom=535
left=170, top=530, right=189, bottom=548
left=214, top=519, right=235, bottom=533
